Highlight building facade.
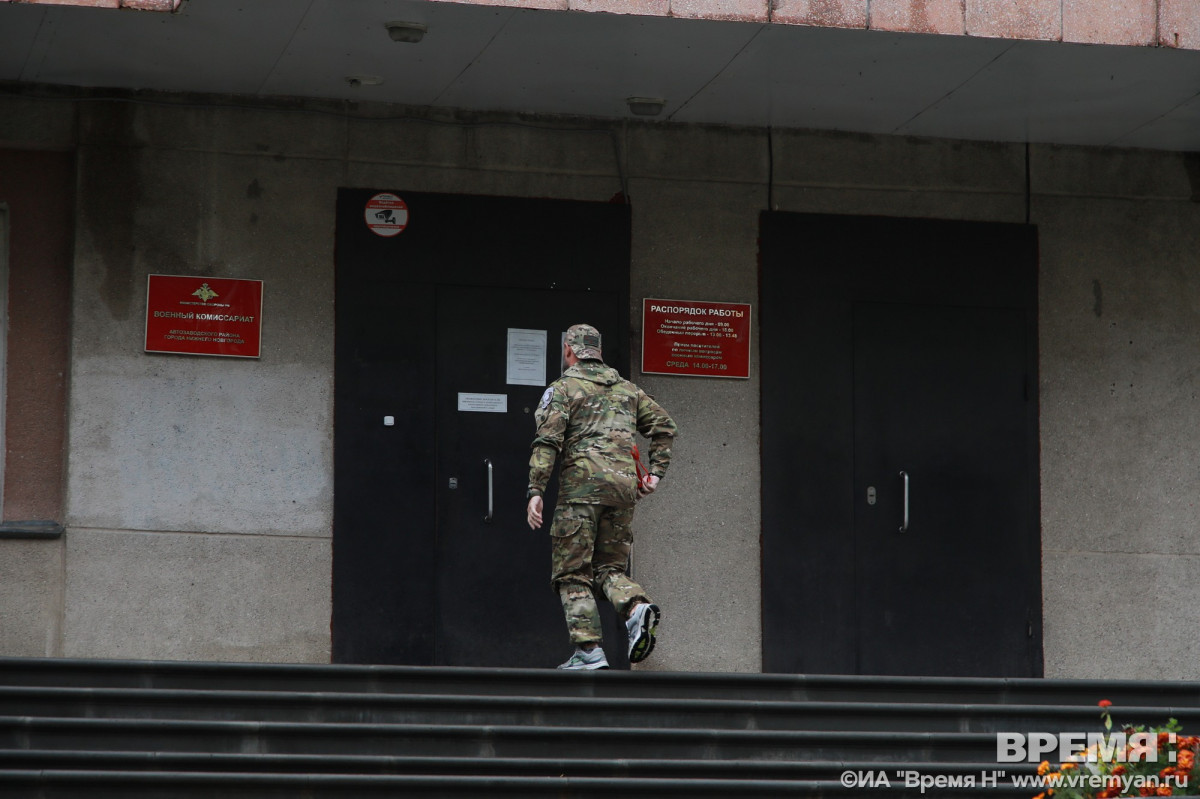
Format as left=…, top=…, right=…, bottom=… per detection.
left=2, top=0, right=1200, bottom=679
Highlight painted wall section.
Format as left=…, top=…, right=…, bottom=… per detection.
left=0, top=89, right=1199, bottom=676
left=0, top=150, right=72, bottom=523
left=426, top=0, right=1200, bottom=49
left=0, top=149, right=72, bottom=658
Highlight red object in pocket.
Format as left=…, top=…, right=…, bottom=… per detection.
left=632, top=445, right=651, bottom=494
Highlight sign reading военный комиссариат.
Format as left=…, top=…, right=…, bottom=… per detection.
left=145, top=274, right=263, bottom=358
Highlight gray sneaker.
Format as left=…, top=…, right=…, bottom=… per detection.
left=626, top=603, right=660, bottom=663
left=557, top=647, right=610, bottom=670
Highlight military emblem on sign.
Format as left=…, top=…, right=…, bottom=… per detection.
left=192, top=283, right=218, bottom=303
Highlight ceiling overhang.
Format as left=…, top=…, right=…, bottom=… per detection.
left=3, top=0, right=1200, bottom=151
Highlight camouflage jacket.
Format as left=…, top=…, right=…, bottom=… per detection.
left=529, top=361, right=677, bottom=506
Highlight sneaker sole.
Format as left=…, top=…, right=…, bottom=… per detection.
left=628, top=604, right=659, bottom=664
left=558, top=663, right=610, bottom=671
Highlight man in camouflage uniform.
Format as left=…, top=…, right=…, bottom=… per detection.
left=526, top=323, right=677, bottom=670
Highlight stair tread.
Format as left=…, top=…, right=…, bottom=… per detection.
left=0, top=714, right=1008, bottom=737
left=4, top=655, right=1197, bottom=699
left=0, top=749, right=1039, bottom=769
left=1, top=683, right=1179, bottom=714
left=0, top=769, right=1024, bottom=791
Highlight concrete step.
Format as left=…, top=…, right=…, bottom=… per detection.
left=0, top=749, right=1039, bottom=780
left=2, top=656, right=1193, bottom=706
left=0, top=715, right=1014, bottom=762
left=0, top=684, right=1183, bottom=732
left=0, top=768, right=1043, bottom=799
left=0, top=657, right=1191, bottom=798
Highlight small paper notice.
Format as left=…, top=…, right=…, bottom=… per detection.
left=507, top=328, right=547, bottom=386
left=458, top=393, right=508, bottom=413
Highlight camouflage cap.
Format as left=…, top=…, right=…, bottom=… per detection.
left=566, top=323, right=603, bottom=361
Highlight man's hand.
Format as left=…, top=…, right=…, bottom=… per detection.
left=526, top=495, right=544, bottom=529
left=638, top=475, right=660, bottom=497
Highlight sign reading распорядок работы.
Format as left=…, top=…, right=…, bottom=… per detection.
left=642, top=298, right=751, bottom=379
left=145, top=274, right=263, bottom=358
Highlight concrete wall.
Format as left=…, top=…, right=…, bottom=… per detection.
left=62, top=102, right=338, bottom=662
left=1036, top=147, right=1200, bottom=680
left=1, top=89, right=1199, bottom=676
left=625, top=125, right=765, bottom=672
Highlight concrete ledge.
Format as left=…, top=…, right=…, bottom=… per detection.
left=0, top=521, right=63, bottom=539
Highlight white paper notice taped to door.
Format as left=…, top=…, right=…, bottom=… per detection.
left=506, top=328, right=547, bottom=386
left=458, top=393, right=508, bottom=413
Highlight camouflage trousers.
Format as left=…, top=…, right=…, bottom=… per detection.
left=549, top=502, right=651, bottom=645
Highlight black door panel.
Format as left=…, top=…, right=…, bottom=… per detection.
left=334, top=189, right=631, bottom=667
left=853, top=302, right=1034, bottom=676
left=433, top=285, right=629, bottom=668
left=761, top=212, right=1041, bottom=677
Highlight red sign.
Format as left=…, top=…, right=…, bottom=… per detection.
left=364, top=192, right=408, bottom=237
left=145, top=275, right=263, bottom=358
left=642, top=298, right=751, bottom=379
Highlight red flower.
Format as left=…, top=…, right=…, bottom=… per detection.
left=1099, top=699, right=1113, bottom=708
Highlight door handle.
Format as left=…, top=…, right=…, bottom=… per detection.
left=899, top=470, right=909, bottom=532
left=484, top=458, right=494, bottom=523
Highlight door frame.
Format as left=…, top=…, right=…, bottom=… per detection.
left=759, top=211, right=1042, bottom=676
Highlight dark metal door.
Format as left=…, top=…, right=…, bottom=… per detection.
left=333, top=188, right=631, bottom=667
left=433, top=284, right=629, bottom=667
left=760, top=211, right=1041, bottom=677
left=853, top=302, right=1035, bottom=675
